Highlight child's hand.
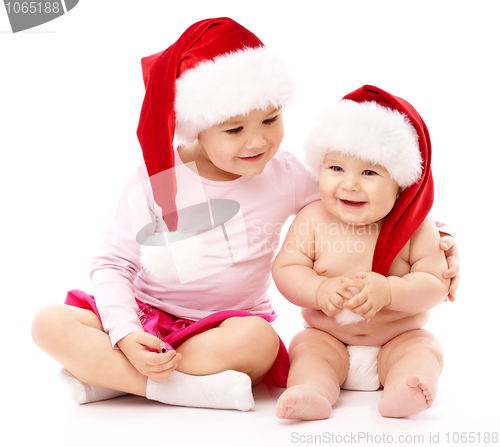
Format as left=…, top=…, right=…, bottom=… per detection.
left=316, top=277, right=354, bottom=317
left=439, top=235, right=460, bottom=302
left=117, top=331, right=182, bottom=382
left=343, top=272, right=391, bottom=319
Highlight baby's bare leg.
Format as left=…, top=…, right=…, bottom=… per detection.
left=276, top=328, right=349, bottom=420
left=377, top=329, right=443, bottom=418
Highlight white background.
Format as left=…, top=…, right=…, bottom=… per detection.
left=1, top=1, right=499, bottom=446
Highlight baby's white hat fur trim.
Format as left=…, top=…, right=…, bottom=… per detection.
left=304, top=100, right=422, bottom=189
left=174, top=46, right=294, bottom=144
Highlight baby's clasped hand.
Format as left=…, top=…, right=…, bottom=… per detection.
left=316, top=277, right=355, bottom=317
left=343, top=272, right=392, bottom=319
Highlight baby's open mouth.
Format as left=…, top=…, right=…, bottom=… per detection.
left=340, top=199, right=366, bottom=207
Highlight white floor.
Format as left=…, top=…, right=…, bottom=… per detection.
left=6, top=281, right=499, bottom=447
left=21, top=370, right=498, bottom=447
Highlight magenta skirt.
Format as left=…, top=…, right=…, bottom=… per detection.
left=65, top=289, right=289, bottom=387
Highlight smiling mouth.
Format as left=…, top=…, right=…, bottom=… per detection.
left=340, top=199, right=366, bottom=208
left=238, top=152, right=265, bottom=161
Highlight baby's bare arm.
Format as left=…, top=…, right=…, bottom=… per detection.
left=272, top=205, right=327, bottom=309
left=386, top=217, right=450, bottom=313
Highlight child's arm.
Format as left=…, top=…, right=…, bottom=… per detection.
left=344, top=217, right=450, bottom=317
left=90, top=165, right=148, bottom=348
left=439, top=233, right=460, bottom=302
left=272, top=204, right=354, bottom=316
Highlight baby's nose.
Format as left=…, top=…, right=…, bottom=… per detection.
left=341, top=174, right=360, bottom=191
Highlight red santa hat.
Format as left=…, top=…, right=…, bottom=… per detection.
left=304, top=85, right=434, bottom=276
left=137, top=17, right=294, bottom=232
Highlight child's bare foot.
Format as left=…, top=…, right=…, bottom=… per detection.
left=378, top=375, right=434, bottom=418
left=276, top=384, right=332, bottom=420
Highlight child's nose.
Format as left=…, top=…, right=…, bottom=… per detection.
left=245, top=131, right=266, bottom=150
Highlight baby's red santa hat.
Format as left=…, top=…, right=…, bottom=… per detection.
left=136, top=17, right=294, bottom=232
left=304, top=85, right=434, bottom=276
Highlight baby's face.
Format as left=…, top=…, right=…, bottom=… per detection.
left=319, top=152, right=399, bottom=226
left=195, top=105, right=284, bottom=181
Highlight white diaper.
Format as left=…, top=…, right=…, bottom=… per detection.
left=342, top=345, right=382, bottom=391
left=300, top=321, right=382, bottom=391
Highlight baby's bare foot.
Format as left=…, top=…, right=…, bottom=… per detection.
left=276, top=384, right=332, bottom=420
left=378, top=375, right=433, bottom=418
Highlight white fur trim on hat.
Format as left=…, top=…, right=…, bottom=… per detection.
left=304, top=100, right=422, bottom=189
left=174, top=46, right=294, bottom=144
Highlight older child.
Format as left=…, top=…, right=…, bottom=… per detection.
left=273, top=85, right=450, bottom=419
left=31, top=19, right=458, bottom=412
left=31, top=17, right=315, bottom=411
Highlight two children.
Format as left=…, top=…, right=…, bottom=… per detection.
left=31, top=18, right=458, bottom=415
left=273, top=86, right=449, bottom=419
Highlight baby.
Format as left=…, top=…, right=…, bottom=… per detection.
left=273, top=85, right=450, bottom=420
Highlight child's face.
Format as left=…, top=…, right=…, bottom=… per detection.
left=319, top=152, right=399, bottom=226
left=196, top=105, right=284, bottom=181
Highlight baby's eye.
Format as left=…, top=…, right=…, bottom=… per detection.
left=363, top=170, right=378, bottom=176
left=330, top=166, right=343, bottom=172
left=225, top=126, right=243, bottom=134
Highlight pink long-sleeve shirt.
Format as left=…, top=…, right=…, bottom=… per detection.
left=90, top=149, right=320, bottom=347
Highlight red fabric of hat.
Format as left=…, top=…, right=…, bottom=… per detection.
left=136, top=18, right=263, bottom=232
left=342, top=85, right=434, bottom=277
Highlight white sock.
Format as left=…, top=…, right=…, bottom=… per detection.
left=146, top=370, right=254, bottom=411
left=59, top=368, right=128, bottom=404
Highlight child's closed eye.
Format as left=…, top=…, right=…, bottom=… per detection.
left=225, top=126, right=243, bottom=134
left=263, top=115, right=279, bottom=125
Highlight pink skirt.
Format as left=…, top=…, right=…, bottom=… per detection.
left=65, top=289, right=289, bottom=387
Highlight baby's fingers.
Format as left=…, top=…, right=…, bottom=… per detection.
left=342, top=278, right=365, bottom=292
left=343, top=292, right=367, bottom=310
left=349, top=301, right=378, bottom=319
left=323, top=303, right=342, bottom=317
